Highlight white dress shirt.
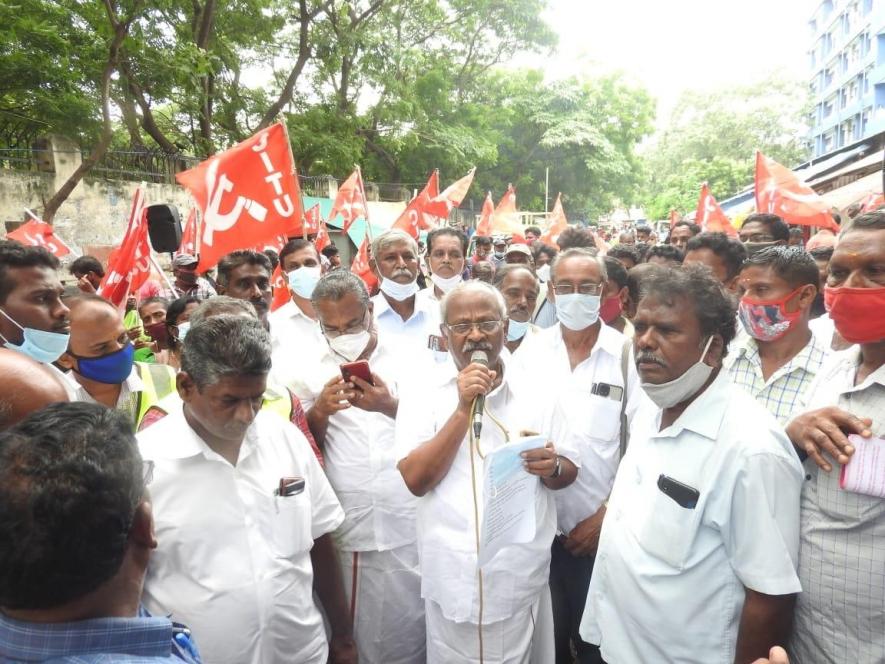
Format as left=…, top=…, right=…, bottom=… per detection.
left=371, top=292, right=441, bottom=367
left=514, top=323, right=644, bottom=534
left=269, top=299, right=326, bottom=399
left=138, top=409, right=344, bottom=664
left=581, top=370, right=803, bottom=664
left=63, top=364, right=144, bottom=422
left=395, top=355, right=579, bottom=624
left=298, top=337, right=417, bottom=552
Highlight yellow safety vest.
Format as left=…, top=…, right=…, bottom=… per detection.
left=134, top=362, right=178, bottom=430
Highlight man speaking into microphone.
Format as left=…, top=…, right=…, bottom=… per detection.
left=396, top=281, right=578, bottom=663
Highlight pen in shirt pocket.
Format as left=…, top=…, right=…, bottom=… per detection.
left=274, top=476, right=305, bottom=497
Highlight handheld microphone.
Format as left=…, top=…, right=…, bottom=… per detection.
left=470, top=350, right=489, bottom=438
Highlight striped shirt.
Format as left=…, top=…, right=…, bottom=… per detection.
left=0, top=607, right=201, bottom=663
left=725, top=333, right=829, bottom=426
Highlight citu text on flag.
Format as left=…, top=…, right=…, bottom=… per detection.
left=6, top=217, right=72, bottom=258
left=176, top=121, right=304, bottom=272
left=97, top=187, right=152, bottom=308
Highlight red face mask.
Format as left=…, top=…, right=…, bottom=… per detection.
left=600, top=296, right=623, bottom=324
left=824, top=285, right=885, bottom=343
left=738, top=286, right=806, bottom=342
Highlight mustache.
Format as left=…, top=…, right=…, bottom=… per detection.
left=392, top=267, right=413, bottom=277
left=635, top=351, right=667, bottom=368
left=463, top=342, right=494, bottom=355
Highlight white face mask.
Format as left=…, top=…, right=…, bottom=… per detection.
left=430, top=272, right=463, bottom=294
left=176, top=321, right=191, bottom=341
left=536, top=264, right=551, bottom=282
left=327, top=330, right=371, bottom=362
left=287, top=265, right=322, bottom=299
left=379, top=277, right=419, bottom=302
left=555, top=293, right=601, bottom=331
left=640, top=336, right=715, bottom=409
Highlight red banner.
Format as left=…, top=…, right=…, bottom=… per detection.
left=98, top=188, right=151, bottom=308
left=695, top=183, right=736, bottom=236
left=392, top=171, right=440, bottom=239
left=754, top=151, right=839, bottom=230
left=6, top=218, right=72, bottom=257
left=329, top=169, right=368, bottom=232
left=475, top=192, right=494, bottom=237
left=176, top=122, right=304, bottom=271
left=351, top=235, right=378, bottom=292
left=540, top=193, right=568, bottom=246
left=424, top=167, right=476, bottom=218
left=669, top=209, right=680, bottom=229
left=178, top=209, right=199, bottom=256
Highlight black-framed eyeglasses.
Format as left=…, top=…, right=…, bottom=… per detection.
left=445, top=320, right=504, bottom=335
left=552, top=283, right=603, bottom=296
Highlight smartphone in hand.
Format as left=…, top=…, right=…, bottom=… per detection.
left=340, top=360, right=374, bottom=386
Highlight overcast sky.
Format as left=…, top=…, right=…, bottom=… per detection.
left=518, top=0, right=815, bottom=120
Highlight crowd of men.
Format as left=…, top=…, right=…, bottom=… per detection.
left=0, top=204, right=882, bottom=664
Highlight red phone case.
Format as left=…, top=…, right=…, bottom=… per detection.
left=340, top=360, right=374, bottom=386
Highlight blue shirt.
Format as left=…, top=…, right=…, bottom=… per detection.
left=0, top=607, right=201, bottom=663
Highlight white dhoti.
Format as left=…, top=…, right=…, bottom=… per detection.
left=425, top=588, right=554, bottom=664
left=339, top=543, right=426, bottom=664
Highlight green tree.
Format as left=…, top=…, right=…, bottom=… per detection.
left=641, top=75, right=811, bottom=220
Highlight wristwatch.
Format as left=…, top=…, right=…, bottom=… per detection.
left=549, top=455, right=562, bottom=479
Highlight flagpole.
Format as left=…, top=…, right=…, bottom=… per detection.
left=278, top=116, right=308, bottom=242
left=356, top=164, right=373, bottom=244
left=148, top=253, right=177, bottom=293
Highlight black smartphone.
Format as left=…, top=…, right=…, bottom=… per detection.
left=591, top=382, right=623, bottom=401
left=657, top=474, right=700, bottom=509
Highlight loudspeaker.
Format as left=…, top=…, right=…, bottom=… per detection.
left=146, top=204, right=182, bottom=253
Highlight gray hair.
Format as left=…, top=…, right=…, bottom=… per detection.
left=551, top=247, right=608, bottom=283
left=188, top=296, right=257, bottom=328
left=311, top=270, right=370, bottom=310
left=440, top=280, right=507, bottom=322
left=492, top=263, right=537, bottom=288
left=180, top=314, right=271, bottom=389
left=370, top=229, right=419, bottom=265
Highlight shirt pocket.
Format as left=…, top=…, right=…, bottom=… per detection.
left=634, top=479, right=700, bottom=570
left=268, top=493, right=313, bottom=558
left=566, top=392, right=622, bottom=442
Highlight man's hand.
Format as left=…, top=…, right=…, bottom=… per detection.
left=313, top=376, right=356, bottom=420
left=751, top=646, right=789, bottom=664
left=350, top=373, right=397, bottom=419
left=76, top=276, right=96, bottom=293
left=786, top=407, right=872, bottom=472
left=456, top=361, right=496, bottom=414
left=328, top=634, right=358, bottom=664
left=564, top=504, right=606, bottom=557
left=522, top=441, right=558, bottom=478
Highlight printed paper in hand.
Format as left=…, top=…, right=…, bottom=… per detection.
left=478, top=435, right=544, bottom=568
left=840, top=434, right=885, bottom=498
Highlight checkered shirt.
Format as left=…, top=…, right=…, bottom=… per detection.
left=725, top=333, right=829, bottom=426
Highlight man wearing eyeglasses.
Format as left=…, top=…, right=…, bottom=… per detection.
left=300, top=270, right=425, bottom=664
left=513, top=247, right=644, bottom=664
left=396, top=280, right=578, bottom=663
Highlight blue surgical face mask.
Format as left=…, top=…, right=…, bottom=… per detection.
left=555, top=293, right=601, bottom=331
left=0, top=309, right=70, bottom=364
left=507, top=318, right=530, bottom=341
left=71, top=342, right=135, bottom=384
left=287, top=265, right=322, bottom=299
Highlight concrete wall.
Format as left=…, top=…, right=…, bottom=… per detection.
left=0, top=170, right=193, bottom=256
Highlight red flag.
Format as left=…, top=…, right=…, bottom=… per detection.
left=754, top=151, right=839, bottom=230
left=177, top=209, right=199, bottom=256
left=490, top=184, right=523, bottom=241
left=669, top=209, right=680, bottom=229
left=476, top=192, right=494, bottom=236
left=540, top=193, right=568, bottom=246
left=176, top=122, right=304, bottom=272
left=351, top=235, right=378, bottom=291
left=423, top=167, right=476, bottom=218
left=329, top=169, right=368, bottom=231
left=303, top=204, right=322, bottom=235
left=860, top=191, right=885, bottom=212
left=392, top=171, right=440, bottom=239
left=695, top=183, right=736, bottom=236
left=270, top=264, right=289, bottom=312
left=98, top=188, right=152, bottom=308
left=6, top=218, right=72, bottom=258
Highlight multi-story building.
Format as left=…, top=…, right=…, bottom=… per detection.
left=808, top=0, right=885, bottom=157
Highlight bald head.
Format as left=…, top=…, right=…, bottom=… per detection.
left=0, top=348, right=69, bottom=430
